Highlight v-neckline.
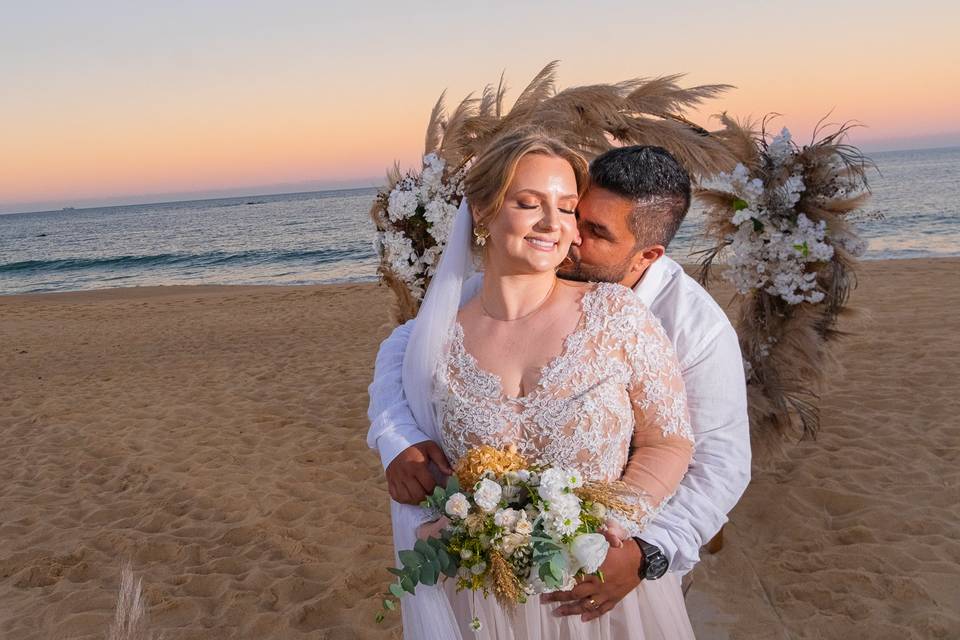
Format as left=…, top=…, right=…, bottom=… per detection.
left=451, top=285, right=597, bottom=403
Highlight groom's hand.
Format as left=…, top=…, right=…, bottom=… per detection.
left=385, top=441, right=452, bottom=505
left=542, top=534, right=643, bottom=621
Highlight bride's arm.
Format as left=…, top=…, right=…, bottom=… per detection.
left=610, top=300, right=694, bottom=538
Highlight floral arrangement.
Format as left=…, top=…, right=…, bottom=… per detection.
left=370, top=62, right=737, bottom=324
left=701, top=127, right=866, bottom=305
left=377, top=446, right=629, bottom=630
left=697, top=116, right=874, bottom=450
left=371, top=152, right=465, bottom=304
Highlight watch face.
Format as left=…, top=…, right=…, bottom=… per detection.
left=646, top=553, right=669, bottom=579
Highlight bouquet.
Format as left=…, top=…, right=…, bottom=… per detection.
left=377, top=446, right=625, bottom=630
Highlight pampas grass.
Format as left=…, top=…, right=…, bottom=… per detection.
left=372, top=61, right=736, bottom=323
left=104, top=562, right=156, bottom=640
left=697, top=117, right=875, bottom=458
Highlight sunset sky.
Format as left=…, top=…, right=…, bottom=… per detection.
left=2, top=1, right=958, bottom=213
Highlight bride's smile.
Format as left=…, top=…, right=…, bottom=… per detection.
left=479, top=153, right=580, bottom=276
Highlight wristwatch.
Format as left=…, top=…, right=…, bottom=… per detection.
left=632, top=537, right=669, bottom=580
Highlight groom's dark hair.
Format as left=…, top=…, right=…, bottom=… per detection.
left=589, top=146, right=692, bottom=248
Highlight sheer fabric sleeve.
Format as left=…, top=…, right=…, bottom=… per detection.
left=607, top=290, right=694, bottom=538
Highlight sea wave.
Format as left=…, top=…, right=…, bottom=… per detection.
left=0, top=247, right=369, bottom=275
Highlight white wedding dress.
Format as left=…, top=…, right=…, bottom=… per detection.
left=433, top=282, right=697, bottom=640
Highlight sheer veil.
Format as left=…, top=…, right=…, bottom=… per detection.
left=391, top=198, right=476, bottom=639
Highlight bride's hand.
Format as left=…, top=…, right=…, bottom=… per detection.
left=600, top=518, right=628, bottom=547
left=416, top=516, right=450, bottom=541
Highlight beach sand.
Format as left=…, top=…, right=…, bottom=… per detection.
left=1, top=258, right=957, bottom=639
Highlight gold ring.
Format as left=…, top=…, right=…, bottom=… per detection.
left=588, top=597, right=598, bottom=610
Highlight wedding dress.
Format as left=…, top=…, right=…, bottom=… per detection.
left=434, top=282, right=696, bottom=640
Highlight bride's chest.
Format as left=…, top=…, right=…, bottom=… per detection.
left=436, top=346, right=636, bottom=479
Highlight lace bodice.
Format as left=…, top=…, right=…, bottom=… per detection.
left=435, top=283, right=694, bottom=534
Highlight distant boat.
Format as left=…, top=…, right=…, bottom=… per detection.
left=62, top=206, right=76, bottom=211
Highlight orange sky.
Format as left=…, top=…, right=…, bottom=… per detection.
left=1, top=2, right=958, bottom=212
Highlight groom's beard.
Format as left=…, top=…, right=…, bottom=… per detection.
left=557, top=246, right=631, bottom=284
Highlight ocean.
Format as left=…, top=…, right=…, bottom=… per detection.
left=1, top=147, right=958, bottom=296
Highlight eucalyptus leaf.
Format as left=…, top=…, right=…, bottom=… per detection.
left=403, top=564, right=421, bottom=584
left=387, top=567, right=403, bottom=576
left=401, top=575, right=416, bottom=595
left=384, top=599, right=397, bottom=611
left=436, top=548, right=451, bottom=571
left=446, top=476, right=460, bottom=494
left=420, top=562, right=438, bottom=586
left=389, top=583, right=405, bottom=599
left=399, top=550, right=424, bottom=568
left=415, top=539, right=438, bottom=564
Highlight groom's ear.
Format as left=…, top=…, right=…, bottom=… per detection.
left=627, top=244, right=665, bottom=279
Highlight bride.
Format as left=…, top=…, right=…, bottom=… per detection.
left=392, top=127, right=696, bottom=639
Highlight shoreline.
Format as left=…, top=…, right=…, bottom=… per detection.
left=2, top=255, right=956, bottom=301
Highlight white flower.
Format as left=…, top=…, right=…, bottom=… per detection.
left=767, top=127, right=794, bottom=165
left=499, top=532, right=529, bottom=556
left=470, top=561, right=487, bottom=575
left=424, top=199, right=457, bottom=244
left=494, top=508, right=521, bottom=530
left=387, top=188, right=418, bottom=222
left=514, top=513, right=533, bottom=535
left=570, top=533, right=610, bottom=574
left=564, top=470, right=584, bottom=490
left=538, top=468, right=568, bottom=502
left=549, top=492, right=581, bottom=518
left=473, top=478, right=503, bottom=513
left=444, top=492, right=469, bottom=519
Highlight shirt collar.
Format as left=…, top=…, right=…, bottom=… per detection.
left=631, top=255, right=678, bottom=306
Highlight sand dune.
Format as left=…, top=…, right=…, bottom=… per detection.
left=1, top=259, right=957, bottom=639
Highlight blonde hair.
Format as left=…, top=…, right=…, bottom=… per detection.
left=464, top=127, right=589, bottom=230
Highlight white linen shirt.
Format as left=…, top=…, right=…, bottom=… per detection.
left=366, top=256, right=751, bottom=574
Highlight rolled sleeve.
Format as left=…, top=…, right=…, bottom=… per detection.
left=366, top=319, right=430, bottom=469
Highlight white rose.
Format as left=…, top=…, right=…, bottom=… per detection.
left=473, top=478, right=503, bottom=513
left=444, top=492, right=469, bottom=519
left=494, top=508, right=520, bottom=530
left=571, top=533, right=610, bottom=574
left=514, top=514, right=533, bottom=536
left=499, top=532, right=529, bottom=556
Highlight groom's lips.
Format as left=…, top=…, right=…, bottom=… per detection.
left=525, top=236, right=558, bottom=252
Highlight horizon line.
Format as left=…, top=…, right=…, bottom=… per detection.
left=3, top=141, right=959, bottom=217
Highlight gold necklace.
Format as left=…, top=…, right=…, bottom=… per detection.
left=480, top=278, right=559, bottom=322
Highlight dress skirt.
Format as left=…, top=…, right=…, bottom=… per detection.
left=442, top=573, right=695, bottom=640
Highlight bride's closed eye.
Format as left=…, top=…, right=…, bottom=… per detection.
left=516, top=201, right=576, bottom=214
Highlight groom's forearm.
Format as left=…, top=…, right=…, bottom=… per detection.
left=367, top=320, right=430, bottom=468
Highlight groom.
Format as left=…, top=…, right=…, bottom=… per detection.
left=367, top=145, right=750, bottom=620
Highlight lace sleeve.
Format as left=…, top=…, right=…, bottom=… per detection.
left=603, top=287, right=694, bottom=538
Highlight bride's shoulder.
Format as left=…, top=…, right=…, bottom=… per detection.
left=583, top=281, right=647, bottom=316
